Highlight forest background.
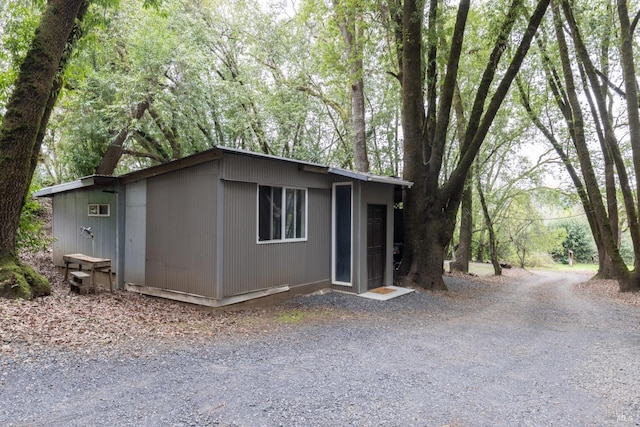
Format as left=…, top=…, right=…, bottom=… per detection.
left=2, top=0, right=640, bottom=296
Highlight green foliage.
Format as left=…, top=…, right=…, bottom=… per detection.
left=17, top=183, right=52, bottom=254
left=496, top=193, right=567, bottom=268
left=0, top=0, right=44, bottom=112
left=550, top=219, right=597, bottom=264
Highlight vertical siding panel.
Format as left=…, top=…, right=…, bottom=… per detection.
left=52, top=193, right=75, bottom=266
left=306, top=188, right=331, bottom=282
left=222, top=182, right=331, bottom=297
left=124, top=180, right=146, bottom=284
left=145, top=162, right=218, bottom=297
left=358, top=182, right=395, bottom=291
left=51, top=189, right=118, bottom=269
left=222, top=154, right=331, bottom=190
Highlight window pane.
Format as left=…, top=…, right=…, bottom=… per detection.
left=296, top=190, right=305, bottom=239
left=335, top=185, right=351, bottom=282
left=258, top=186, right=272, bottom=241
left=285, top=189, right=295, bottom=239
left=272, top=187, right=282, bottom=239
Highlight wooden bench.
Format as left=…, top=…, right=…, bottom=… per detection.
left=63, top=253, right=113, bottom=293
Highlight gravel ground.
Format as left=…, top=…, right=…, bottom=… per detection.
left=2, top=270, right=640, bottom=426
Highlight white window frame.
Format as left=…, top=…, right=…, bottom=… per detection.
left=331, top=182, right=353, bottom=287
left=256, top=185, right=308, bottom=244
left=88, top=203, right=110, bottom=217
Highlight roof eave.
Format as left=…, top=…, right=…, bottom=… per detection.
left=328, top=167, right=413, bottom=188
left=33, top=175, right=119, bottom=197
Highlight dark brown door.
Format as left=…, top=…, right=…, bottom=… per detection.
left=367, top=205, right=386, bottom=289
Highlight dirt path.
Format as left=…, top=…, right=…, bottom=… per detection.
left=2, top=270, right=640, bottom=426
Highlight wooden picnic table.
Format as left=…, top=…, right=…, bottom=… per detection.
left=63, top=253, right=113, bottom=293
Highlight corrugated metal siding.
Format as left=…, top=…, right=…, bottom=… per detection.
left=144, top=161, right=218, bottom=297
left=124, top=180, right=146, bottom=285
left=357, top=182, right=395, bottom=292
left=327, top=180, right=395, bottom=294
left=222, top=181, right=330, bottom=297
left=222, top=154, right=331, bottom=189
left=52, top=189, right=118, bottom=268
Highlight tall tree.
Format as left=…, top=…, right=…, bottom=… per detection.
left=518, top=0, right=640, bottom=290
left=0, top=0, right=88, bottom=298
left=399, top=0, right=551, bottom=290
left=332, top=0, right=369, bottom=171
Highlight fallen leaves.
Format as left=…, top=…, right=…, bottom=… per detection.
left=2, top=243, right=278, bottom=355
left=1, top=249, right=349, bottom=356
left=577, top=278, right=640, bottom=307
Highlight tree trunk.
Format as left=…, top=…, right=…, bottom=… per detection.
left=451, top=84, right=472, bottom=273
left=552, top=1, right=633, bottom=287
left=477, top=175, right=501, bottom=275
left=617, top=0, right=640, bottom=288
left=0, top=0, right=87, bottom=298
left=400, top=0, right=549, bottom=290
left=333, top=0, right=369, bottom=172
left=97, top=100, right=150, bottom=175
left=476, top=229, right=486, bottom=263
left=561, top=2, right=630, bottom=280
left=451, top=177, right=473, bottom=273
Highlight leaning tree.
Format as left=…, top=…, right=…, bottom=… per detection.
left=0, top=0, right=88, bottom=298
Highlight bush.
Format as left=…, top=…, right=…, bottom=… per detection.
left=17, top=184, right=52, bottom=253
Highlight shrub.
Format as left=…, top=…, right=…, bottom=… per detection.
left=17, top=184, right=52, bottom=253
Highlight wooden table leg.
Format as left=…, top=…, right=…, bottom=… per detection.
left=64, top=262, right=70, bottom=282
left=107, top=268, right=113, bottom=293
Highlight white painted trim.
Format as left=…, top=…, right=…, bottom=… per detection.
left=331, top=182, right=353, bottom=287
left=125, top=283, right=290, bottom=307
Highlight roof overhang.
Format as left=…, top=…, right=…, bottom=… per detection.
left=33, top=175, right=119, bottom=197
left=328, top=167, right=413, bottom=188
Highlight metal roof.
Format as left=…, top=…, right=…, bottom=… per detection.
left=34, top=146, right=412, bottom=197
left=33, top=175, right=118, bottom=197
left=328, top=167, right=413, bottom=187
left=213, top=146, right=413, bottom=187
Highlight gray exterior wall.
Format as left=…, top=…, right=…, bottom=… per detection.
left=222, top=181, right=331, bottom=297
left=329, top=179, right=395, bottom=294
left=51, top=188, right=118, bottom=268
left=356, top=181, right=395, bottom=293
left=221, top=153, right=331, bottom=189
left=143, top=161, right=219, bottom=297
left=123, top=180, right=146, bottom=285
left=220, top=153, right=332, bottom=297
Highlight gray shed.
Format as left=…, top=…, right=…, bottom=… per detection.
left=35, top=147, right=412, bottom=306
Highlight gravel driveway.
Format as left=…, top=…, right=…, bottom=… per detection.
left=2, top=270, right=640, bottom=426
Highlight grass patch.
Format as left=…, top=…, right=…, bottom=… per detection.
left=468, top=262, right=496, bottom=276
left=276, top=310, right=304, bottom=324
left=545, top=263, right=598, bottom=273
left=534, top=262, right=599, bottom=273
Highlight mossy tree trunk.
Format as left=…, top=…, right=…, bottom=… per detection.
left=0, top=0, right=88, bottom=299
